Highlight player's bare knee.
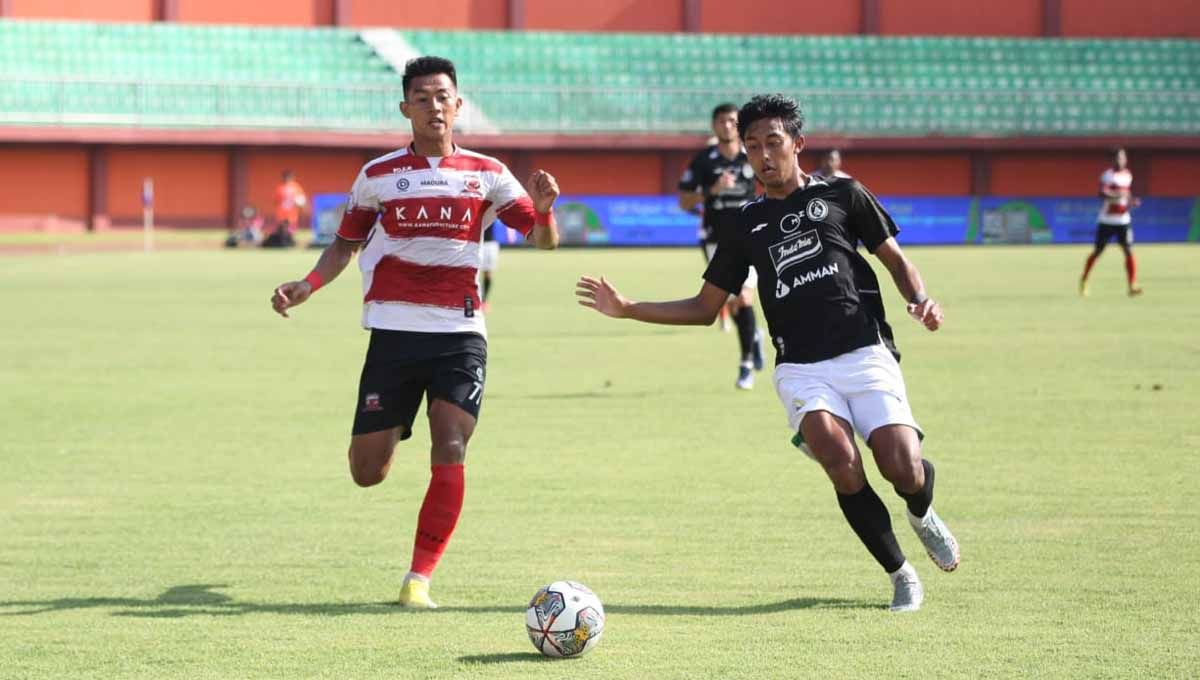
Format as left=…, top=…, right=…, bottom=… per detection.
left=431, top=438, right=467, bottom=465
left=347, top=441, right=393, bottom=487
left=350, top=465, right=385, bottom=487
left=828, top=466, right=866, bottom=495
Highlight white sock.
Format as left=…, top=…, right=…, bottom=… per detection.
left=888, top=561, right=916, bottom=581
left=404, top=571, right=430, bottom=585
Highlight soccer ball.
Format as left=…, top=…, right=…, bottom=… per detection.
left=525, top=581, right=605, bottom=658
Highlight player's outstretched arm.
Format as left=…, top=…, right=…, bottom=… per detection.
left=270, top=236, right=360, bottom=318
left=872, top=237, right=943, bottom=332
left=576, top=276, right=729, bottom=326
left=526, top=170, right=560, bottom=250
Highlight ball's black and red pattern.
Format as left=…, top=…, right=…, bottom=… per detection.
left=525, top=581, right=605, bottom=658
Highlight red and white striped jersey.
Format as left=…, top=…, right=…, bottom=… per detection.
left=336, top=145, right=538, bottom=336
left=1098, top=168, right=1133, bottom=226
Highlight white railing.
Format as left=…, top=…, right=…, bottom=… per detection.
left=1, top=77, right=1197, bottom=135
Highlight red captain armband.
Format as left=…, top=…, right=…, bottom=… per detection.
left=304, top=271, right=324, bottom=292
left=535, top=211, right=554, bottom=227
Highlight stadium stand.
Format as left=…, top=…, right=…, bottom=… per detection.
left=1, top=19, right=1197, bottom=136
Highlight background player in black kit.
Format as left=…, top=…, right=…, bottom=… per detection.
left=577, top=94, right=959, bottom=612
left=679, top=103, right=765, bottom=389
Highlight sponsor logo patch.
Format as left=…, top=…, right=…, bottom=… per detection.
left=396, top=178, right=409, bottom=191
left=774, top=263, right=840, bottom=299
left=363, top=393, right=383, bottom=412
left=769, top=229, right=822, bottom=274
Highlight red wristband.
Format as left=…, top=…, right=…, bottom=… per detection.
left=304, top=271, right=324, bottom=292
left=535, top=211, right=553, bottom=227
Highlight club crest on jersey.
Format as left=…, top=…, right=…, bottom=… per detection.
left=363, top=393, right=383, bottom=412
left=461, top=176, right=483, bottom=196
left=806, top=198, right=829, bottom=221
left=769, top=229, right=823, bottom=274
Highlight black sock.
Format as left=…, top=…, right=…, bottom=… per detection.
left=837, top=483, right=906, bottom=573
left=482, top=275, right=492, bottom=301
left=897, top=459, right=935, bottom=519
left=734, top=306, right=756, bottom=361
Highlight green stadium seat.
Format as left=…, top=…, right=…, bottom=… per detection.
left=0, top=19, right=1194, bottom=135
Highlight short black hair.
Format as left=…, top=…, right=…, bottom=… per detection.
left=737, top=94, right=804, bottom=141
left=712, top=102, right=738, bottom=120
left=403, top=56, right=457, bottom=97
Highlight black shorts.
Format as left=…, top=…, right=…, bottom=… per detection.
left=1095, top=224, right=1133, bottom=249
left=352, top=329, right=487, bottom=438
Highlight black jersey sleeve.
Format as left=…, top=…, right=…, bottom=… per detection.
left=702, top=228, right=750, bottom=295
left=678, top=152, right=705, bottom=194
left=846, top=180, right=899, bottom=253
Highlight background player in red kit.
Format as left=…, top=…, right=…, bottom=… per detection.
left=270, top=56, right=560, bottom=608
left=1080, top=148, right=1142, bottom=296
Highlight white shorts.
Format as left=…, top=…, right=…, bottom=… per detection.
left=703, top=243, right=758, bottom=290
left=773, top=342, right=921, bottom=454
left=480, top=241, right=500, bottom=273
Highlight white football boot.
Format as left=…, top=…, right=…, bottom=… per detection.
left=888, top=561, right=924, bottom=612
left=907, top=507, right=961, bottom=572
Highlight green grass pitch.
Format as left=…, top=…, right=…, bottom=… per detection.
left=1, top=243, right=1198, bottom=678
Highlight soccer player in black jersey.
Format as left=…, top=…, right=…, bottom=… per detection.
left=679, top=103, right=765, bottom=389
left=577, top=95, right=959, bottom=612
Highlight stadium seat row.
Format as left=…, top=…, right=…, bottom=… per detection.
left=0, top=19, right=1196, bottom=136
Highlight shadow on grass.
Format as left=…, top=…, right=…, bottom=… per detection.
left=457, top=652, right=554, bottom=665
left=0, top=584, right=880, bottom=618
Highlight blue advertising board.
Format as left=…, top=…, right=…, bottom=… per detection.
left=312, top=193, right=1199, bottom=246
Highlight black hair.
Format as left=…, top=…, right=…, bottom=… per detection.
left=737, top=94, right=804, bottom=141
left=711, top=102, right=738, bottom=120
left=403, top=56, right=458, bottom=97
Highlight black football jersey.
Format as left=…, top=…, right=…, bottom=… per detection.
left=703, top=177, right=900, bottom=365
left=678, top=145, right=758, bottom=243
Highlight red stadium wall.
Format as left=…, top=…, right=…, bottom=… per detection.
left=5, top=0, right=1200, bottom=37
left=833, top=153, right=973, bottom=195
left=528, top=151, right=664, bottom=194
left=878, top=0, right=1042, bottom=37
left=8, top=0, right=154, bottom=22
left=106, top=148, right=228, bottom=223
left=347, top=1, right=508, bottom=29
left=0, top=146, right=88, bottom=221
left=1148, top=156, right=1200, bottom=197
left=1060, top=0, right=1200, bottom=37
left=524, top=0, right=682, bottom=32
left=990, top=152, right=1112, bottom=196
left=174, top=0, right=320, bottom=26
left=699, top=0, right=860, bottom=35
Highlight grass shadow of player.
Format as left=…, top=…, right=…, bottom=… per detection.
left=440, top=597, right=880, bottom=616
left=1, top=586, right=878, bottom=618
left=0, top=584, right=394, bottom=618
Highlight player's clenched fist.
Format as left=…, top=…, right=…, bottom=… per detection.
left=526, top=170, right=560, bottom=213
left=271, top=280, right=313, bottom=318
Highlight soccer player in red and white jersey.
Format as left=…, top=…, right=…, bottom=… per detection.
left=1080, top=147, right=1143, bottom=296
left=270, top=56, right=560, bottom=608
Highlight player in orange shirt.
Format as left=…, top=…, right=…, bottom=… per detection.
left=274, top=170, right=308, bottom=234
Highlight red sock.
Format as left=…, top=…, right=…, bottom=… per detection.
left=1082, top=252, right=1100, bottom=281
left=410, top=464, right=465, bottom=578
left=1124, top=252, right=1137, bottom=287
